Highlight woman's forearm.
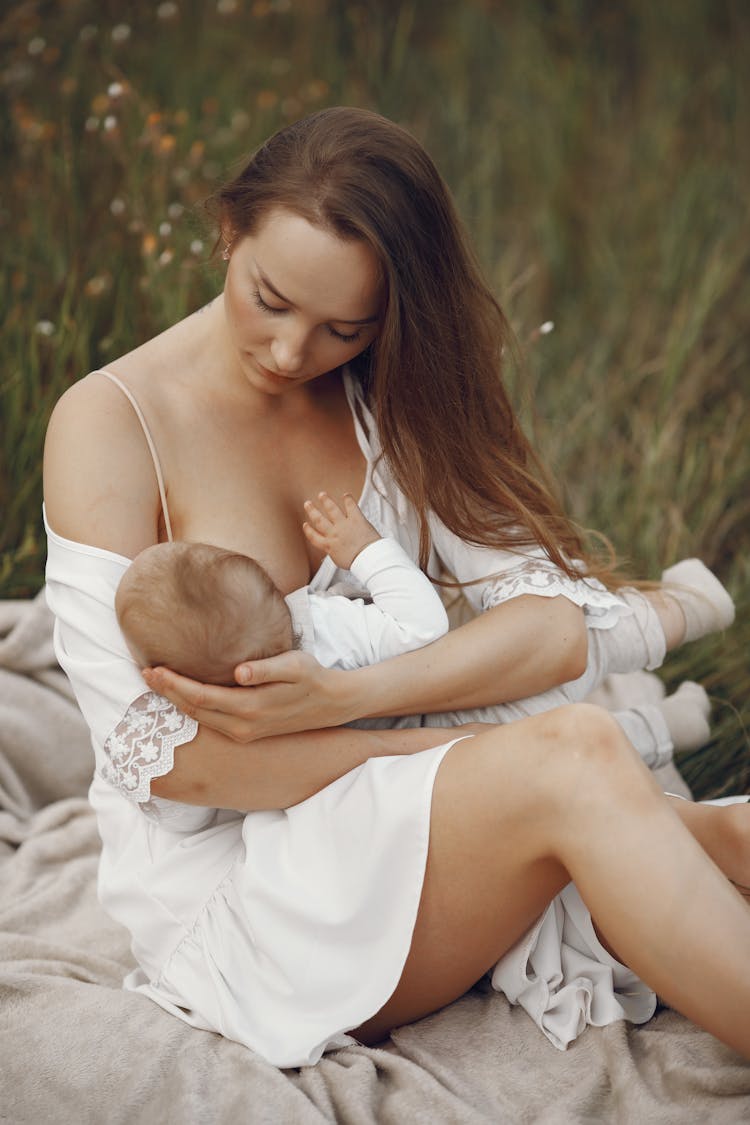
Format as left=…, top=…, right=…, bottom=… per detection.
left=150, top=722, right=465, bottom=810
left=343, top=595, right=589, bottom=720
left=143, top=595, right=589, bottom=746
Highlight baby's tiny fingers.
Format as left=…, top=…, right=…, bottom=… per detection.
left=318, top=491, right=346, bottom=520
left=302, top=520, right=325, bottom=548
left=303, top=499, right=332, bottom=531
left=342, top=492, right=362, bottom=517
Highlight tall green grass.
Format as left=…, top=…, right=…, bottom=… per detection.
left=1, top=0, right=748, bottom=794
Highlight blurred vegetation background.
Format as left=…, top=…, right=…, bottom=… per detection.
left=1, top=0, right=748, bottom=795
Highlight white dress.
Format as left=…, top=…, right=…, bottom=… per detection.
left=43, top=370, right=655, bottom=1068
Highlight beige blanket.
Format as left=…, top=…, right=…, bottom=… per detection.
left=1, top=592, right=748, bottom=1123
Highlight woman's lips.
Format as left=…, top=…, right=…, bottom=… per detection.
left=253, top=357, right=299, bottom=381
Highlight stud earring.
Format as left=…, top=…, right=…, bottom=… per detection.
left=221, top=243, right=231, bottom=261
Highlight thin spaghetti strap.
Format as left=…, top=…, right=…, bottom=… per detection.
left=93, top=369, right=174, bottom=543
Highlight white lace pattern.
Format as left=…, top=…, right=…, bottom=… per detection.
left=102, top=691, right=198, bottom=803
left=481, top=558, right=627, bottom=626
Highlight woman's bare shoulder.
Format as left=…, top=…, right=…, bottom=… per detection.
left=44, top=371, right=162, bottom=558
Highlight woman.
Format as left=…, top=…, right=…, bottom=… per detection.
left=43, top=107, right=750, bottom=1065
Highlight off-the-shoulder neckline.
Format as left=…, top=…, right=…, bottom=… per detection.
left=42, top=369, right=375, bottom=575
left=43, top=505, right=133, bottom=566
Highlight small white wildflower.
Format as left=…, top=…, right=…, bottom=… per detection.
left=190, top=238, right=204, bottom=255
left=167, top=201, right=184, bottom=219
left=539, top=321, right=555, bottom=335
left=79, top=25, right=98, bottom=42
left=157, top=1, right=179, bottom=19
left=111, top=24, right=131, bottom=43
left=158, top=249, right=174, bottom=266
left=28, top=37, right=46, bottom=56
left=158, top=221, right=172, bottom=237
left=110, top=197, right=126, bottom=215
left=84, top=115, right=100, bottom=132
left=231, top=109, right=250, bottom=132
left=103, top=115, right=118, bottom=132
left=107, top=81, right=124, bottom=98
left=35, top=320, right=55, bottom=337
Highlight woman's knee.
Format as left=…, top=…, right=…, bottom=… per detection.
left=434, top=706, right=648, bottom=865
left=476, top=703, right=639, bottom=795
left=548, top=702, right=630, bottom=757
left=481, top=702, right=623, bottom=758
left=546, top=702, right=645, bottom=780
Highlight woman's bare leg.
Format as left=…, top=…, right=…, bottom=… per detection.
left=666, top=796, right=750, bottom=896
left=353, top=705, right=750, bottom=1057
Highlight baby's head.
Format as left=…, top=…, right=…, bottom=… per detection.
left=115, top=542, right=294, bottom=686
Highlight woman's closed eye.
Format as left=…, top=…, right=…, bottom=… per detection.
left=251, top=289, right=362, bottom=344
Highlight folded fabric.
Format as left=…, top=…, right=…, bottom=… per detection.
left=491, top=883, right=656, bottom=1049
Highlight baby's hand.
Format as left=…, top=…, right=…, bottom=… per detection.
left=303, top=491, right=381, bottom=570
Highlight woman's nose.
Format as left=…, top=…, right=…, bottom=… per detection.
left=270, top=323, right=307, bottom=373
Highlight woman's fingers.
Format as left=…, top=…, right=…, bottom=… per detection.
left=142, top=666, right=262, bottom=740
left=234, top=649, right=316, bottom=687
left=142, top=653, right=347, bottom=741
left=142, top=666, right=237, bottom=716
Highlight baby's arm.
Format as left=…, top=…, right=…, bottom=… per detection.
left=303, top=491, right=449, bottom=663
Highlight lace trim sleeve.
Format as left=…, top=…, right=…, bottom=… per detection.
left=101, top=691, right=198, bottom=804
left=481, top=558, right=629, bottom=629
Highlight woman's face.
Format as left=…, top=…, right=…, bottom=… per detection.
left=223, top=207, right=382, bottom=395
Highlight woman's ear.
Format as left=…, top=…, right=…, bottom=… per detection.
left=219, top=209, right=236, bottom=261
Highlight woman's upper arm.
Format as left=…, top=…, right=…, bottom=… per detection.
left=44, top=375, right=196, bottom=815
left=427, top=512, right=590, bottom=680
left=43, top=373, right=160, bottom=558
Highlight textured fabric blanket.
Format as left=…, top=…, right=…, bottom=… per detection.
left=1, top=591, right=748, bottom=1123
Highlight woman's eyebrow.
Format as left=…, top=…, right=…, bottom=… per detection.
left=255, top=263, right=379, bottom=325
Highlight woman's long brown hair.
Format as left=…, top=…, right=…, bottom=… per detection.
left=208, top=106, right=617, bottom=586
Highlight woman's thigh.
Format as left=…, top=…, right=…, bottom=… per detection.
left=353, top=708, right=600, bottom=1044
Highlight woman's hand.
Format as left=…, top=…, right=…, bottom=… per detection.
left=142, top=650, right=356, bottom=742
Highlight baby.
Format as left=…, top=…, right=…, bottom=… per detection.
left=115, top=492, right=450, bottom=686
left=116, top=492, right=735, bottom=768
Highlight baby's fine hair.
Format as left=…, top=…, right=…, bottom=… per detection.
left=115, top=541, right=294, bottom=685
